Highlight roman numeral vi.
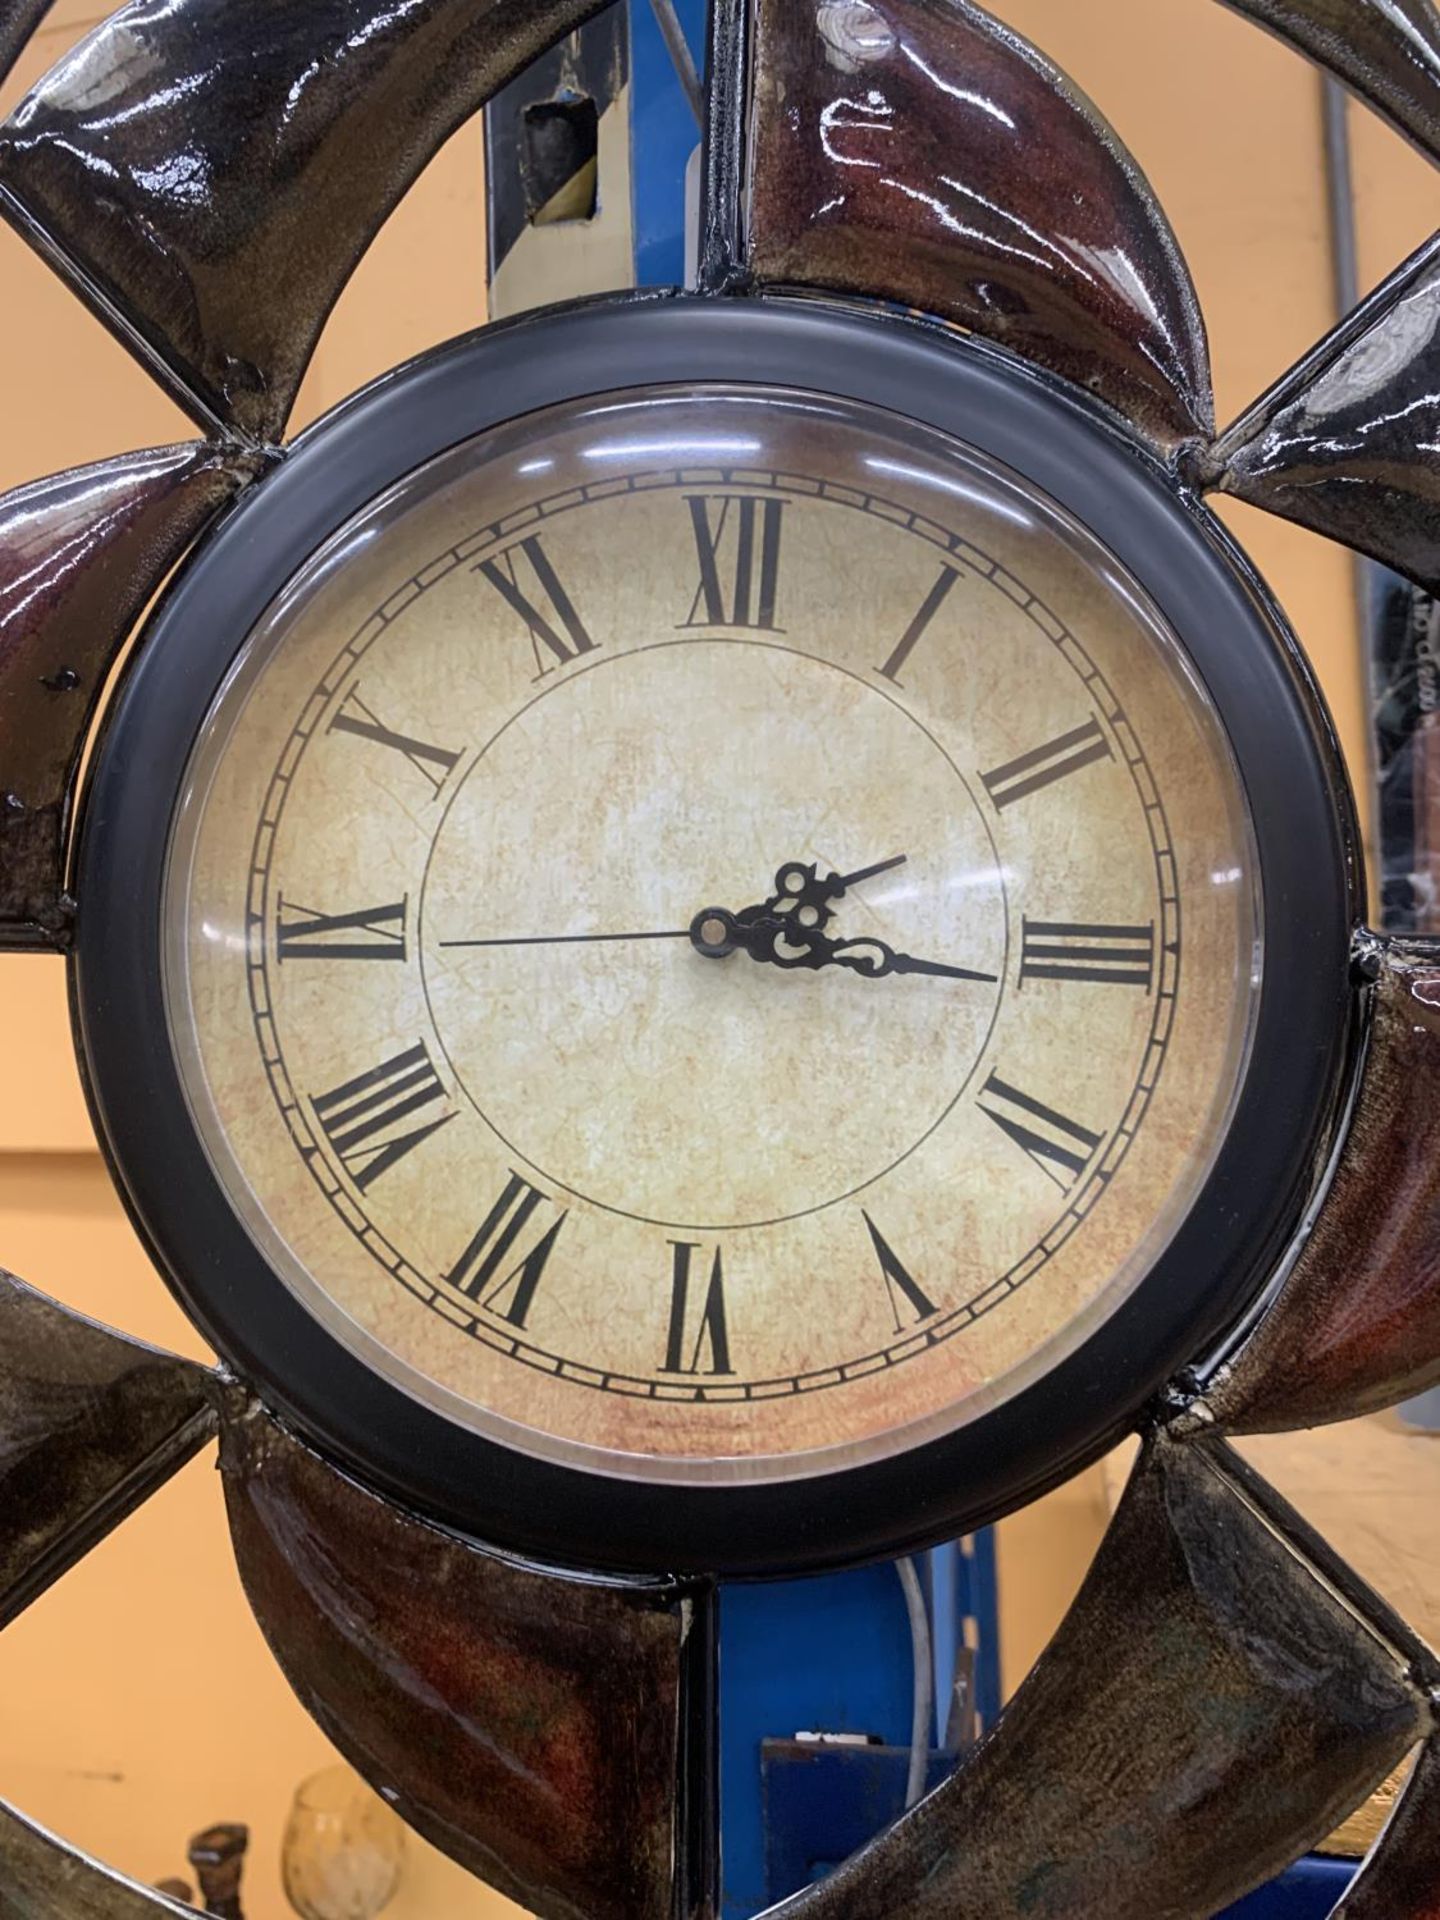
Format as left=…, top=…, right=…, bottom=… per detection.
left=663, top=1241, right=734, bottom=1376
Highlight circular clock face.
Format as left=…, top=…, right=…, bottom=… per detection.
left=162, top=384, right=1258, bottom=1485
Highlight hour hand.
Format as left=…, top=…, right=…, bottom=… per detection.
left=815, top=932, right=999, bottom=984
left=690, top=912, right=996, bottom=984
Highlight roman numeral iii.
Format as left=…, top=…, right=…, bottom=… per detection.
left=309, top=1042, right=452, bottom=1191
left=477, top=534, right=595, bottom=673
left=663, top=1241, right=734, bottom=1376
left=277, top=897, right=408, bottom=963
left=328, top=688, right=461, bottom=795
left=981, top=718, right=1113, bottom=810
left=446, top=1171, right=566, bottom=1328
left=683, top=495, right=784, bottom=630
left=1019, top=918, right=1156, bottom=990
left=864, top=1213, right=939, bottom=1332
left=978, top=1073, right=1103, bottom=1190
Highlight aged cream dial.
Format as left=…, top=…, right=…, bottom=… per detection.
left=166, top=388, right=1259, bottom=1483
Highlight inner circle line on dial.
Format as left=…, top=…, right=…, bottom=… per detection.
left=236, top=458, right=1185, bottom=1401
left=412, top=635, right=1008, bottom=1231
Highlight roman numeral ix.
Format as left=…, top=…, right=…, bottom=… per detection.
left=978, top=1073, right=1103, bottom=1190
left=683, top=495, right=784, bottom=631
left=329, top=689, right=461, bottom=796
left=477, top=534, right=596, bottom=674
left=446, top=1171, right=566, bottom=1329
left=981, top=718, right=1113, bottom=810
left=277, top=897, right=408, bottom=964
left=663, top=1240, right=733, bottom=1376
left=1019, top=918, right=1156, bottom=991
left=310, top=1042, right=453, bottom=1191
left=864, top=1213, right=939, bottom=1332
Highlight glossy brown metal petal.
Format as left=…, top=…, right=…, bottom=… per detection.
left=1218, top=0, right=1440, bottom=163
left=764, top=1434, right=1429, bottom=1920
left=1198, top=937, right=1440, bottom=1434
left=0, top=442, right=248, bottom=949
left=0, top=0, right=59, bottom=88
left=0, top=1798, right=197, bottom=1917
left=1334, top=1739, right=1440, bottom=1919
left=1209, top=232, right=1440, bottom=595
left=218, top=1395, right=711, bottom=1920
left=0, top=1271, right=216, bottom=1629
left=0, top=0, right=612, bottom=443
left=747, top=0, right=1213, bottom=447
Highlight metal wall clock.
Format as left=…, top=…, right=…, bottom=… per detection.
left=1, top=0, right=1439, bottom=1914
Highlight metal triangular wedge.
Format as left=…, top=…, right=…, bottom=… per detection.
left=1217, top=0, right=1440, bottom=162
left=1208, top=233, right=1440, bottom=598
left=0, top=0, right=60, bottom=87
left=1333, top=1737, right=1440, bottom=1918
left=0, top=1272, right=216, bottom=1629
left=747, top=0, right=1213, bottom=447
left=0, top=442, right=251, bottom=948
left=0, top=0, right=614, bottom=444
left=0, top=1797, right=197, bottom=1917
left=763, top=1433, right=1432, bottom=1920
left=217, top=1392, right=716, bottom=1920
left=1198, top=937, right=1440, bottom=1434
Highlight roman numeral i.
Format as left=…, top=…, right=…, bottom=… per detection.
left=477, top=534, right=595, bottom=675
left=663, top=1240, right=733, bottom=1376
left=683, top=495, right=784, bottom=631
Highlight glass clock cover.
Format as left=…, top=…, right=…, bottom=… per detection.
left=163, top=386, right=1259, bottom=1488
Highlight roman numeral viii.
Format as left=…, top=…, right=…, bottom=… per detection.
left=329, top=689, right=461, bottom=796
left=1019, top=918, right=1156, bottom=990
left=864, top=1213, right=938, bottom=1332
left=477, top=534, right=595, bottom=674
left=446, top=1171, right=566, bottom=1329
left=309, top=1042, right=453, bottom=1191
left=981, top=718, right=1113, bottom=810
left=277, top=897, right=407, bottom=963
left=683, top=495, right=784, bottom=630
left=663, top=1241, right=733, bottom=1376
left=978, top=1073, right=1103, bottom=1190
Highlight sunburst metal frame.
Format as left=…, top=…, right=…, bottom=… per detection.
left=1, top=0, right=1439, bottom=1915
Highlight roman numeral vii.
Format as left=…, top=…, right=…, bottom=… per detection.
left=446, top=1171, right=566, bottom=1328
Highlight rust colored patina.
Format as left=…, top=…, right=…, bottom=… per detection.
left=0, top=0, right=613, bottom=443
left=0, top=0, right=59, bottom=87
left=1219, top=0, right=1440, bottom=162
left=766, top=1435, right=1429, bottom=1919
left=1334, top=1738, right=1440, bottom=1919
left=1201, top=937, right=1440, bottom=1433
left=0, top=1798, right=198, bottom=1918
left=0, top=1271, right=215, bottom=1628
left=0, top=444, right=247, bottom=947
left=218, top=1394, right=710, bottom=1920
left=747, top=0, right=1212, bottom=449
left=1211, top=234, right=1440, bottom=598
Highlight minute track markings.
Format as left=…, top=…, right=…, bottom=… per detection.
left=248, top=463, right=1180, bottom=1399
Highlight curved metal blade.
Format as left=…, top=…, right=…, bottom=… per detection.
left=0, top=0, right=60, bottom=88
left=218, top=1393, right=714, bottom=1920
left=1198, top=936, right=1440, bottom=1434
left=1217, top=0, right=1440, bottom=163
left=1209, top=232, right=1440, bottom=596
left=0, top=0, right=613, bottom=444
left=0, top=442, right=251, bottom=950
left=762, top=1434, right=1430, bottom=1919
left=746, top=0, right=1213, bottom=448
left=0, top=1797, right=197, bottom=1916
left=0, top=1271, right=216, bottom=1629
left=1334, top=1738, right=1440, bottom=1918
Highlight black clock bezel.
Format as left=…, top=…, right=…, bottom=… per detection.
left=71, top=294, right=1359, bottom=1577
